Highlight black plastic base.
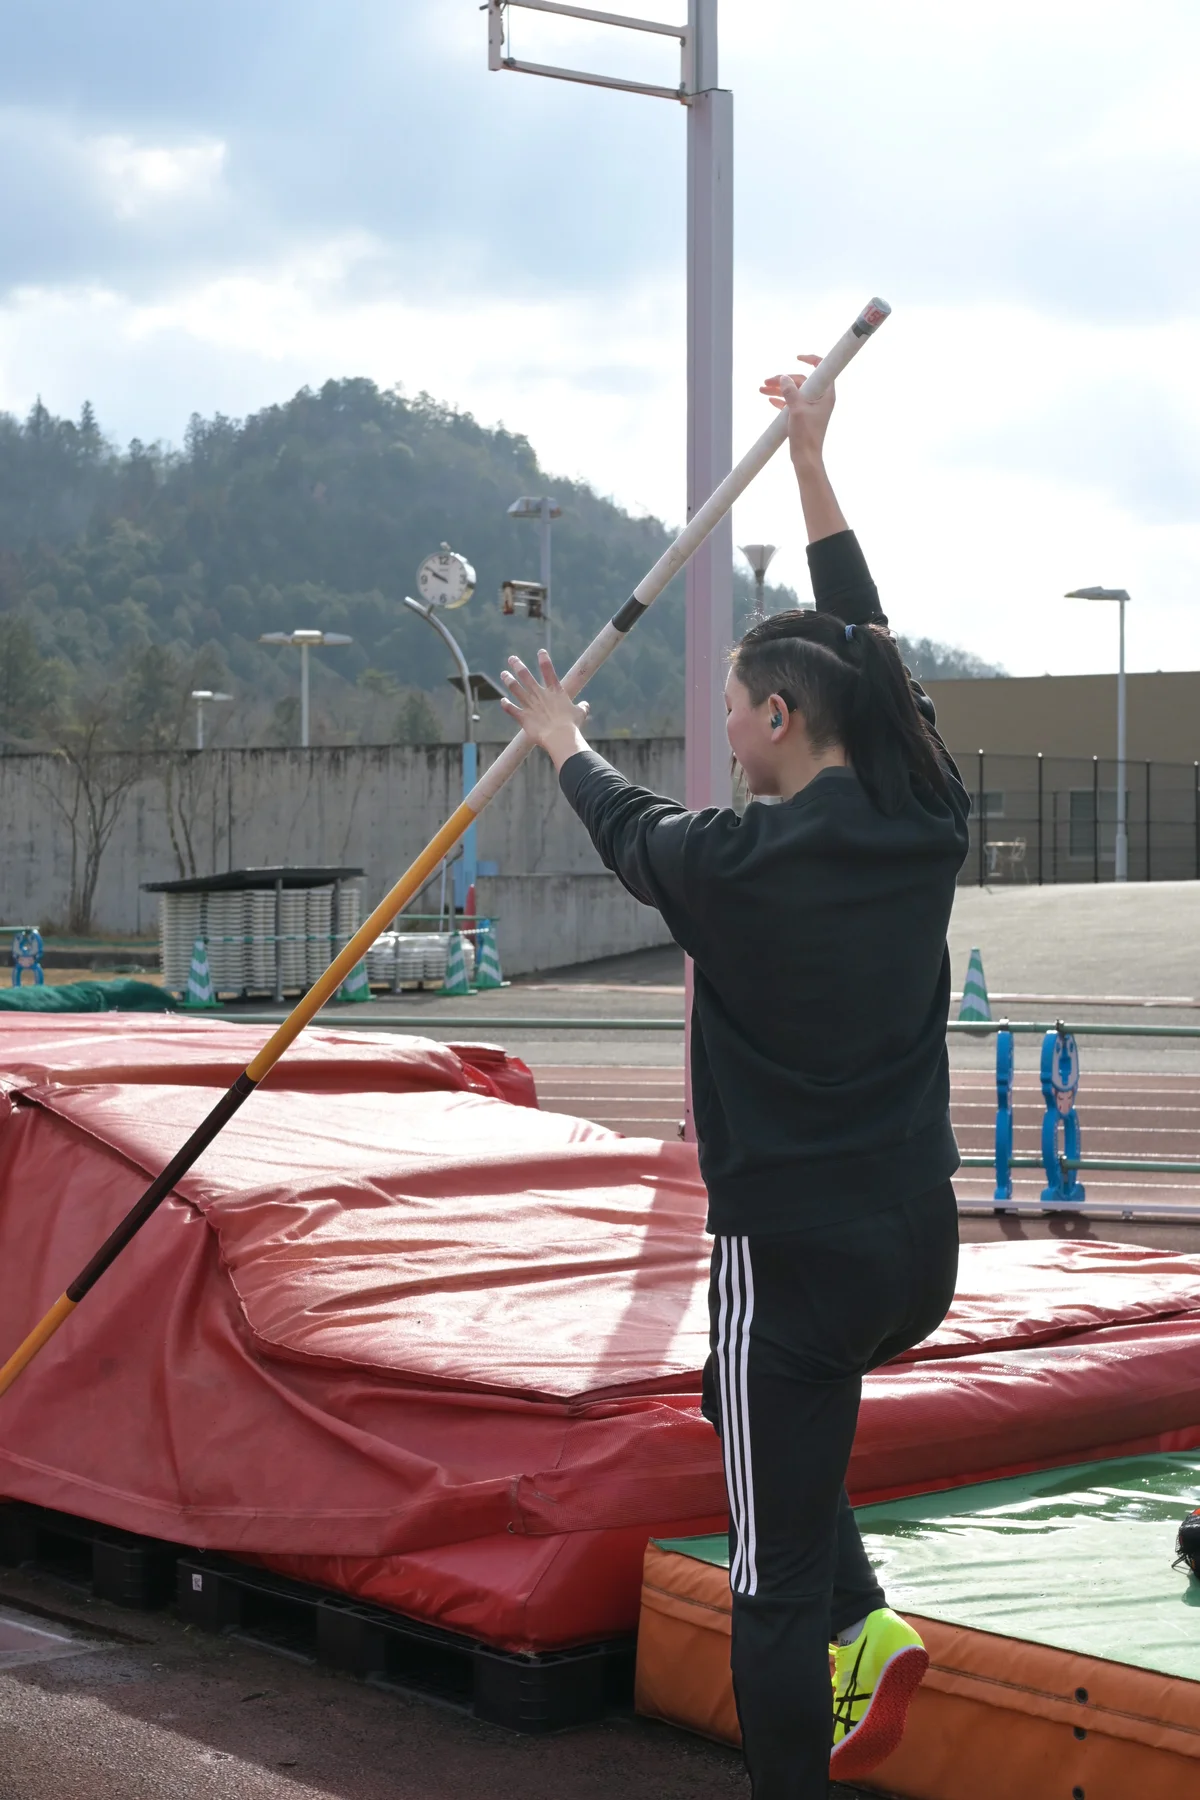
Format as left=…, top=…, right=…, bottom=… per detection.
left=0, top=1500, right=182, bottom=1608
left=178, top=1554, right=634, bottom=1732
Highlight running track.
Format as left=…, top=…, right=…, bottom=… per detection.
left=528, top=1065, right=1200, bottom=1216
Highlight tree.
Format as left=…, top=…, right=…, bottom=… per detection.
left=393, top=690, right=442, bottom=743
left=896, top=636, right=1007, bottom=681
left=0, top=617, right=62, bottom=744
left=357, top=667, right=397, bottom=697
left=38, top=692, right=142, bottom=934
left=270, top=696, right=300, bottom=745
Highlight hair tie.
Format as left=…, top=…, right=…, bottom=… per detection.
left=844, top=623, right=856, bottom=641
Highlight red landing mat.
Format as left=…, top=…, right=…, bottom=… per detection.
left=3, top=1016, right=1200, bottom=1648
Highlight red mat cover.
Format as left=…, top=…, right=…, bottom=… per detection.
left=2, top=1017, right=1200, bottom=1649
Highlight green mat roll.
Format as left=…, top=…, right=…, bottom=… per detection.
left=0, top=979, right=178, bottom=1014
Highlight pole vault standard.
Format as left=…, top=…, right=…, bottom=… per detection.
left=0, top=298, right=890, bottom=1400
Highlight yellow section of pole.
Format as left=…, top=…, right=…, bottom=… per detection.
left=245, top=800, right=478, bottom=1083
left=0, top=1292, right=77, bottom=1398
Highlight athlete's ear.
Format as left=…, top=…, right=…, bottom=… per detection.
left=767, top=693, right=789, bottom=732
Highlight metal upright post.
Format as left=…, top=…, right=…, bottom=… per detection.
left=402, top=595, right=479, bottom=906
left=1092, top=756, right=1100, bottom=883
left=1115, top=594, right=1128, bottom=881
left=684, top=0, right=733, bottom=817
left=977, top=751, right=986, bottom=886
left=1194, top=763, right=1199, bottom=880
left=1145, top=760, right=1152, bottom=881
left=539, top=498, right=553, bottom=659
left=682, top=0, right=732, bottom=1141
left=1036, top=753, right=1044, bottom=886
left=300, top=642, right=311, bottom=749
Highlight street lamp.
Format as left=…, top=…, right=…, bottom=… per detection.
left=1065, top=585, right=1131, bottom=881
left=189, top=689, right=232, bottom=750
left=506, top=496, right=562, bottom=656
left=403, top=545, right=494, bottom=907
left=739, top=543, right=777, bottom=616
left=257, top=629, right=353, bottom=748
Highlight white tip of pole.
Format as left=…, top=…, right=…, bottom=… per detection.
left=853, top=297, right=892, bottom=337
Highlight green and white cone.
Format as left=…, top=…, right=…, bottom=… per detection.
left=184, top=937, right=217, bottom=1009
left=474, top=920, right=503, bottom=990
left=958, top=946, right=992, bottom=1025
left=442, top=931, right=471, bottom=996
left=338, top=957, right=372, bottom=1003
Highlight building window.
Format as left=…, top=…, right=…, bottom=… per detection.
left=970, top=790, right=1005, bottom=819
left=1068, top=788, right=1128, bottom=860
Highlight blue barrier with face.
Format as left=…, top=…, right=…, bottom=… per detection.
left=1039, top=1027, right=1086, bottom=1206
left=11, top=927, right=44, bottom=988
left=994, top=1027, right=1014, bottom=1202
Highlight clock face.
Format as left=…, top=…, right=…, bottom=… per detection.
left=417, top=548, right=476, bottom=610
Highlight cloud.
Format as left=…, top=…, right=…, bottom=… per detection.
left=1, top=0, right=1200, bottom=683
left=91, top=134, right=227, bottom=220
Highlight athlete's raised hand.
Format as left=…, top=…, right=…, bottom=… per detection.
left=499, top=650, right=591, bottom=769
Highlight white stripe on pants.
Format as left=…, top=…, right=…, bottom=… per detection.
left=716, top=1235, right=758, bottom=1596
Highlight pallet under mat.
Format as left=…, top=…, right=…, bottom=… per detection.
left=178, top=1553, right=634, bottom=1732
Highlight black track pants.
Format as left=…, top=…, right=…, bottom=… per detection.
left=702, top=1182, right=959, bottom=1800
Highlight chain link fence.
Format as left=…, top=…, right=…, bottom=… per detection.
left=955, top=753, right=1200, bottom=885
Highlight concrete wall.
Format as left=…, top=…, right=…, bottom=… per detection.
left=0, top=738, right=684, bottom=963
left=474, top=874, right=672, bottom=975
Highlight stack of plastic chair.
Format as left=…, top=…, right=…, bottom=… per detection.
left=306, top=886, right=334, bottom=985
left=206, top=893, right=245, bottom=998
left=245, top=892, right=276, bottom=995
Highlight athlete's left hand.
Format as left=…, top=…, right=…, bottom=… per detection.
left=499, top=650, right=591, bottom=768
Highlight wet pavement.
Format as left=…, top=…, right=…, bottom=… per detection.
left=0, top=1567, right=800, bottom=1800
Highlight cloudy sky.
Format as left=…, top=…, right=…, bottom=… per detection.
left=2, top=0, right=1198, bottom=674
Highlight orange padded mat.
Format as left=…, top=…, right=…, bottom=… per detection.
left=636, top=1455, right=1200, bottom=1799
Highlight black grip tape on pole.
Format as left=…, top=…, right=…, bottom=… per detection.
left=611, top=595, right=648, bottom=633
left=65, top=1072, right=258, bottom=1302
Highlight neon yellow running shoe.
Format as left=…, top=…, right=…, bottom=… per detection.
left=829, top=1608, right=929, bottom=1782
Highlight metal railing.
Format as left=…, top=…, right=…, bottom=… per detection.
left=959, top=752, right=1200, bottom=885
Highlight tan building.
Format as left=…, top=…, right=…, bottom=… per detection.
left=918, top=673, right=1200, bottom=885
left=922, top=671, right=1200, bottom=763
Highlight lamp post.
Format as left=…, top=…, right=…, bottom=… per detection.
left=404, top=546, right=493, bottom=907
left=739, top=542, right=777, bottom=616
left=190, top=689, right=232, bottom=750
left=258, top=629, right=353, bottom=748
left=507, top=495, right=562, bottom=656
left=1065, top=586, right=1130, bottom=881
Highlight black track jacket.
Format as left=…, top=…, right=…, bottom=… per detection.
left=558, top=529, right=972, bottom=1235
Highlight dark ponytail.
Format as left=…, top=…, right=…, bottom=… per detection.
left=731, top=609, right=950, bottom=815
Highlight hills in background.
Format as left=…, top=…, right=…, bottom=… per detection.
left=0, top=379, right=1005, bottom=751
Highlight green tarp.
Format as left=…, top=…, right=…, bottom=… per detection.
left=0, top=979, right=177, bottom=1014
left=655, top=1452, right=1200, bottom=1683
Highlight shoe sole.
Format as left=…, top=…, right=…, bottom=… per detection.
left=829, top=1643, right=929, bottom=1782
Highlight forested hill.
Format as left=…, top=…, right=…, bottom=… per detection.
left=0, top=381, right=1002, bottom=750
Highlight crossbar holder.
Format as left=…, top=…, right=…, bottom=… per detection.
left=488, top=0, right=692, bottom=101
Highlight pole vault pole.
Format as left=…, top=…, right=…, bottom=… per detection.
left=0, top=298, right=891, bottom=1399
